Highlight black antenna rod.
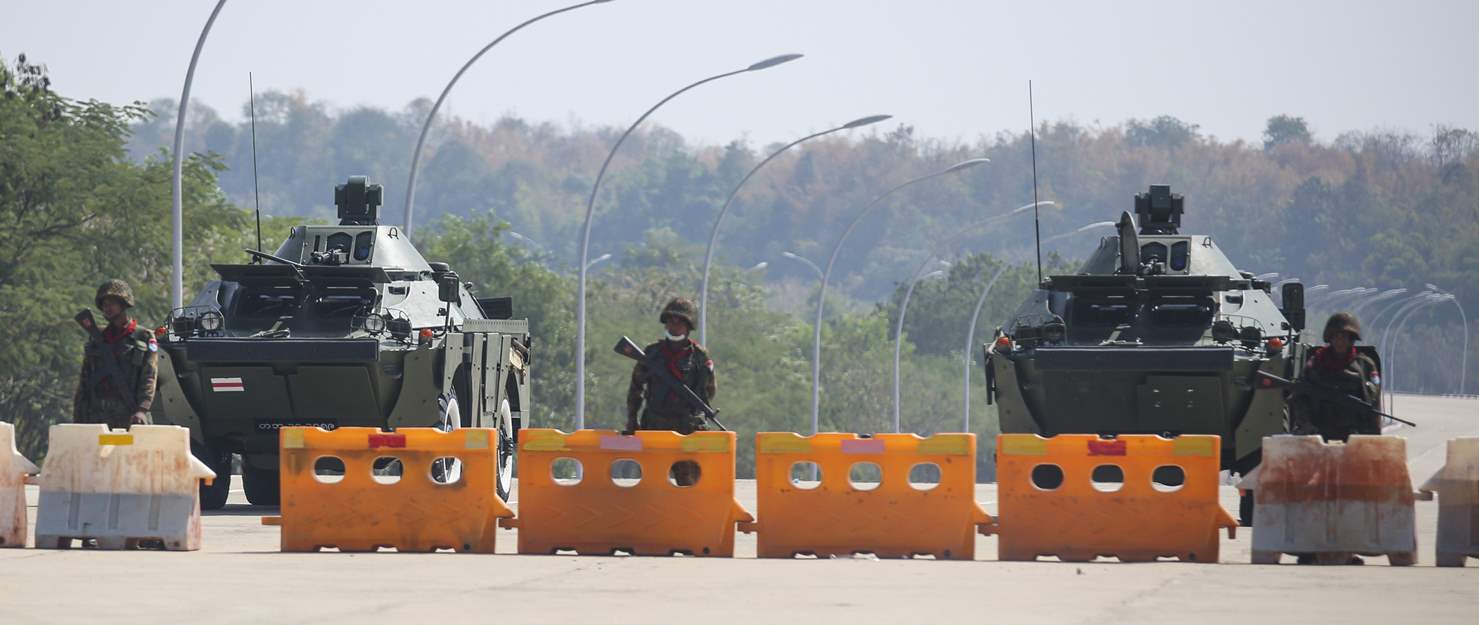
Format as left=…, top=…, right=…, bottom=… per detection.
left=1029, top=80, right=1043, bottom=286
left=249, top=72, right=264, bottom=257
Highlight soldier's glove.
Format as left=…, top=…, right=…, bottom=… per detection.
left=129, top=411, right=149, bottom=426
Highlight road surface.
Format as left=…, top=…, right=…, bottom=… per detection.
left=2, top=394, right=1475, bottom=624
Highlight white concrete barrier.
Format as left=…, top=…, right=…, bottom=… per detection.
left=1241, top=435, right=1417, bottom=565
left=2, top=422, right=39, bottom=547
left=35, top=424, right=215, bottom=550
left=1418, top=437, right=1479, bottom=567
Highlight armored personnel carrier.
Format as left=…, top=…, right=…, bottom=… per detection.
left=152, top=176, right=530, bottom=509
left=984, top=185, right=1308, bottom=522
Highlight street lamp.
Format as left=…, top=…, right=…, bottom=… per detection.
left=574, top=53, right=803, bottom=428
left=698, top=114, right=893, bottom=345
left=891, top=265, right=948, bottom=432
left=1379, top=291, right=1438, bottom=411
left=747, top=261, right=769, bottom=272
left=1041, top=220, right=1114, bottom=245
left=808, top=157, right=989, bottom=435
left=402, top=0, right=614, bottom=236
left=1255, top=272, right=1280, bottom=281
left=586, top=252, right=614, bottom=271
left=1351, top=288, right=1406, bottom=319
left=1426, top=283, right=1469, bottom=394
left=170, top=0, right=229, bottom=309
left=963, top=265, right=1011, bottom=432
left=1388, top=293, right=1450, bottom=413
left=889, top=200, right=1055, bottom=431
left=781, top=251, right=824, bottom=281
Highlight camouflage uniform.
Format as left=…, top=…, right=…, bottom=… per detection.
left=625, top=299, right=716, bottom=485
left=1291, top=313, right=1381, bottom=442
left=74, top=280, right=158, bottom=430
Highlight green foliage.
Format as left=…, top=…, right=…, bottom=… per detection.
left=1263, top=114, right=1312, bottom=150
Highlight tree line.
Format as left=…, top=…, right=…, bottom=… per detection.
left=5, top=53, right=1475, bottom=476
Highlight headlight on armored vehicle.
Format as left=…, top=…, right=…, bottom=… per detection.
left=362, top=313, right=387, bottom=334
left=198, top=310, right=223, bottom=332
left=171, top=315, right=196, bottom=338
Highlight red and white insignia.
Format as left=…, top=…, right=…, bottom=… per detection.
left=705, top=359, right=714, bottom=370
left=210, top=377, right=245, bottom=393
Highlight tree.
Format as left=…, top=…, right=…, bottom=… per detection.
left=1125, top=115, right=1200, bottom=148
left=1263, top=115, right=1312, bottom=150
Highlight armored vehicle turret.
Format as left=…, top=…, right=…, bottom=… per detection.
left=152, top=176, right=530, bottom=509
left=984, top=185, right=1309, bottom=523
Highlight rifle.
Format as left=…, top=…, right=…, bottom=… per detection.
left=74, top=309, right=140, bottom=410
left=613, top=336, right=727, bottom=432
left=1254, top=370, right=1416, bottom=428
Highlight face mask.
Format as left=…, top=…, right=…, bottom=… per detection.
left=664, top=330, right=688, bottom=342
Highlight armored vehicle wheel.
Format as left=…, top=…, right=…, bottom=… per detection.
left=242, top=462, right=280, bottom=506
left=431, top=391, right=463, bottom=484
left=495, top=398, right=515, bottom=501
left=193, top=442, right=232, bottom=511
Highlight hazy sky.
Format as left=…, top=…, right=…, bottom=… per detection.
left=5, top=0, right=1477, bottom=147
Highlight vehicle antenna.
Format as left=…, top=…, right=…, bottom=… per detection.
left=249, top=72, right=264, bottom=261
left=1029, top=80, right=1043, bottom=286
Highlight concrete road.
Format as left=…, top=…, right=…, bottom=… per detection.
left=2, top=394, right=1476, bottom=625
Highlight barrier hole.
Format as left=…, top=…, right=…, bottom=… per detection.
left=908, top=463, right=942, bottom=491
left=552, top=458, right=583, bottom=486
left=430, top=457, right=462, bottom=485
left=611, top=458, right=642, bottom=487
left=1152, top=465, right=1185, bottom=492
left=789, top=462, right=822, bottom=490
left=1091, top=465, right=1124, bottom=492
left=849, top=462, right=882, bottom=491
left=313, top=456, right=346, bottom=484
left=668, top=460, right=701, bottom=487
left=371, top=457, right=402, bottom=484
left=1030, top=464, right=1063, bottom=490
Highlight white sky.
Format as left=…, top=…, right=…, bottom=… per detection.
left=5, top=0, right=1477, bottom=146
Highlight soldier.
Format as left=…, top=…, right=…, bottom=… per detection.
left=1290, top=312, right=1382, bottom=442
left=74, top=279, right=158, bottom=430
left=625, top=298, right=716, bottom=485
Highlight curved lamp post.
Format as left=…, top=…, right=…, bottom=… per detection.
left=1388, top=293, right=1449, bottom=413
left=963, top=265, right=1010, bottom=432
left=697, top=114, right=893, bottom=345
left=888, top=200, right=1056, bottom=431
left=1379, top=292, right=1438, bottom=412
left=1351, top=288, right=1406, bottom=319
left=170, top=0, right=229, bottom=309
left=807, top=157, right=989, bottom=434
left=403, top=0, right=613, bottom=236
left=890, top=265, right=947, bottom=432
left=1364, top=288, right=1411, bottom=333
left=1426, top=283, right=1469, bottom=394
left=574, top=53, right=803, bottom=427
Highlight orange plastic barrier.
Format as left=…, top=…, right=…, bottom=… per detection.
left=995, top=434, right=1236, bottom=562
left=264, top=427, right=513, bottom=553
left=739, top=432, right=993, bottom=559
left=505, top=429, right=751, bottom=556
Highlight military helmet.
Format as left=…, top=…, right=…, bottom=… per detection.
left=95, top=279, right=136, bottom=309
left=1323, top=312, right=1361, bottom=342
left=659, top=297, right=697, bottom=329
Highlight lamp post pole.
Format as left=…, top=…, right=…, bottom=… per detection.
left=1426, top=283, right=1469, bottom=394
left=403, top=0, right=613, bottom=237
left=891, top=267, right=946, bottom=432
left=574, top=53, right=803, bottom=428
left=808, top=158, right=989, bottom=435
left=170, top=0, right=229, bottom=309
left=963, top=265, right=1010, bottom=432
left=697, top=114, right=892, bottom=345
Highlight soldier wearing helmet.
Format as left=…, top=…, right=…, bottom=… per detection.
left=625, top=298, right=716, bottom=484
left=1290, top=312, right=1382, bottom=442
left=73, top=279, right=158, bottom=429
